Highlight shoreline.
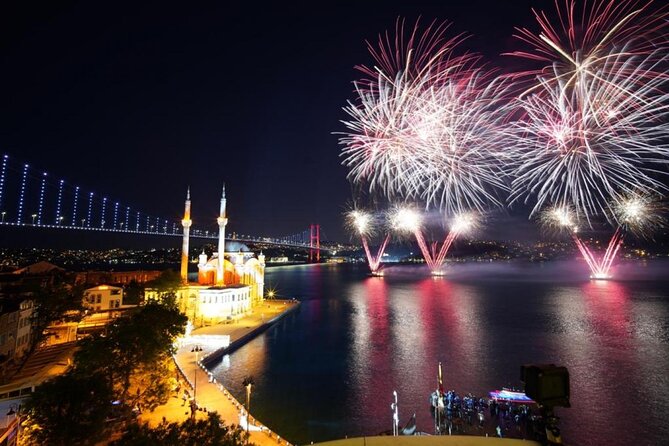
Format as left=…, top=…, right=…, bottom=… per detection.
left=141, top=299, right=300, bottom=446
left=200, top=301, right=300, bottom=368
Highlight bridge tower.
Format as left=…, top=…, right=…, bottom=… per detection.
left=216, top=184, right=228, bottom=285
left=180, top=188, right=192, bottom=284
left=309, top=224, right=320, bottom=263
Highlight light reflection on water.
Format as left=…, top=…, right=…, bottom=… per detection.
left=210, top=261, right=669, bottom=446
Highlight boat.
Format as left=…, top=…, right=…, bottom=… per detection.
left=401, top=413, right=416, bottom=435
left=488, top=388, right=535, bottom=404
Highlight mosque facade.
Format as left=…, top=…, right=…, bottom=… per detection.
left=147, top=187, right=265, bottom=326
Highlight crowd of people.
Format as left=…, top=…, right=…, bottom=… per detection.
left=429, top=389, right=552, bottom=440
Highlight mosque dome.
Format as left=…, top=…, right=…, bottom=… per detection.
left=225, top=241, right=250, bottom=252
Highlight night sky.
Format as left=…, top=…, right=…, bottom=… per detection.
left=1, top=1, right=560, bottom=244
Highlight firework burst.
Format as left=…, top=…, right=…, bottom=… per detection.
left=450, top=211, right=481, bottom=236
left=340, top=20, right=511, bottom=215
left=613, top=193, right=665, bottom=237
left=346, top=209, right=375, bottom=238
left=389, top=206, right=423, bottom=233
left=346, top=209, right=391, bottom=274
left=506, top=0, right=669, bottom=223
left=540, top=205, right=578, bottom=235
left=506, top=0, right=669, bottom=94
left=387, top=206, right=480, bottom=274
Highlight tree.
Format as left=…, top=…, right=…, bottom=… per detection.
left=26, top=281, right=84, bottom=358
left=111, top=411, right=249, bottom=446
left=123, top=280, right=144, bottom=305
left=22, top=299, right=188, bottom=445
left=21, top=371, right=114, bottom=446
left=74, top=300, right=187, bottom=402
left=128, top=357, right=174, bottom=411
left=147, top=269, right=182, bottom=294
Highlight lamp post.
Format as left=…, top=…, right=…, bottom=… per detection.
left=31, top=213, right=37, bottom=225
left=1, top=211, right=5, bottom=223
left=58, top=216, right=64, bottom=225
left=391, top=391, right=399, bottom=436
left=4, top=403, right=20, bottom=438
left=191, top=345, right=203, bottom=418
left=242, top=376, right=255, bottom=436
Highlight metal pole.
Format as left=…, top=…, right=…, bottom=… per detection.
left=191, top=345, right=202, bottom=417
left=242, top=376, right=254, bottom=441
left=246, top=385, right=251, bottom=433
left=391, top=390, right=399, bottom=436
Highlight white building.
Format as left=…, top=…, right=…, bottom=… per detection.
left=145, top=187, right=265, bottom=327
left=82, top=285, right=127, bottom=311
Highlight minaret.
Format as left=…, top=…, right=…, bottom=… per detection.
left=216, top=184, right=228, bottom=285
left=180, top=188, right=192, bottom=284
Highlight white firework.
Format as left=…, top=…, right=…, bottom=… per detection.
left=507, top=50, right=669, bottom=222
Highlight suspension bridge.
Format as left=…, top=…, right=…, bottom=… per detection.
left=0, top=153, right=329, bottom=258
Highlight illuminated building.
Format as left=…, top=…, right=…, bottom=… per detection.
left=82, top=285, right=128, bottom=311
left=0, top=298, right=33, bottom=361
left=147, top=187, right=265, bottom=326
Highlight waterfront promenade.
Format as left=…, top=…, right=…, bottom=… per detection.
left=139, top=299, right=299, bottom=446
left=314, top=437, right=540, bottom=446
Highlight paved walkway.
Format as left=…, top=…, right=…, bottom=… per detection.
left=314, top=436, right=539, bottom=446
left=139, top=299, right=299, bottom=446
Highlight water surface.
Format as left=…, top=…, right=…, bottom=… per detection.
left=210, top=261, right=669, bottom=446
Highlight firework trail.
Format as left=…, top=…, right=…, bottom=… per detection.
left=507, top=59, right=669, bottom=222
left=506, top=0, right=669, bottom=95
left=543, top=195, right=663, bottom=278
left=506, top=0, right=669, bottom=221
left=390, top=206, right=479, bottom=274
left=355, top=18, right=471, bottom=92
left=346, top=209, right=391, bottom=274
left=506, top=0, right=669, bottom=278
left=339, top=19, right=510, bottom=215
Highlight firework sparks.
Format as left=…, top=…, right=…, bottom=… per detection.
left=390, top=206, right=422, bottom=233
left=507, top=64, right=669, bottom=222
left=541, top=205, right=578, bottom=233
left=347, top=210, right=374, bottom=238
left=506, top=0, right=669, bottom=94
left=388, top=207, right=478, bottom=274
left=506, top=0, right=669, bottom=279
left=507, top=0, right=669, bottom=223
left=450, top=211, right=480, bottom=236
left=540, top=198, right=663, bottom=279
left=613, top=193, right=665, bottom=236
left=339, top=20, right=510, bottom=215
left=346, top=209, right=391, bottom=274
left=571, top=229, right=623, bottom=280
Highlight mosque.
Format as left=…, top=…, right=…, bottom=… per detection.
left=146, top=187, right=265, bottom=326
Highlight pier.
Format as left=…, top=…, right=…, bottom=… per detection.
left=139, top=299, right=300, bottom=446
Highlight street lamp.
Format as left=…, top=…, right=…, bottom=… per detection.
left=242, top=376, right=255, bottom=435
left=5, top=403, right=20, bottom=436
left=391, top=390, right=399, bottom=436
left=190, top=345, right=203, bottom=418
left=58, top=216, right=64, bottom=225
left=31, top=214, right=37, bottom=225
left=81, top=218, right=86, bottom=227
left=1, top=211, right=5, bottom=223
